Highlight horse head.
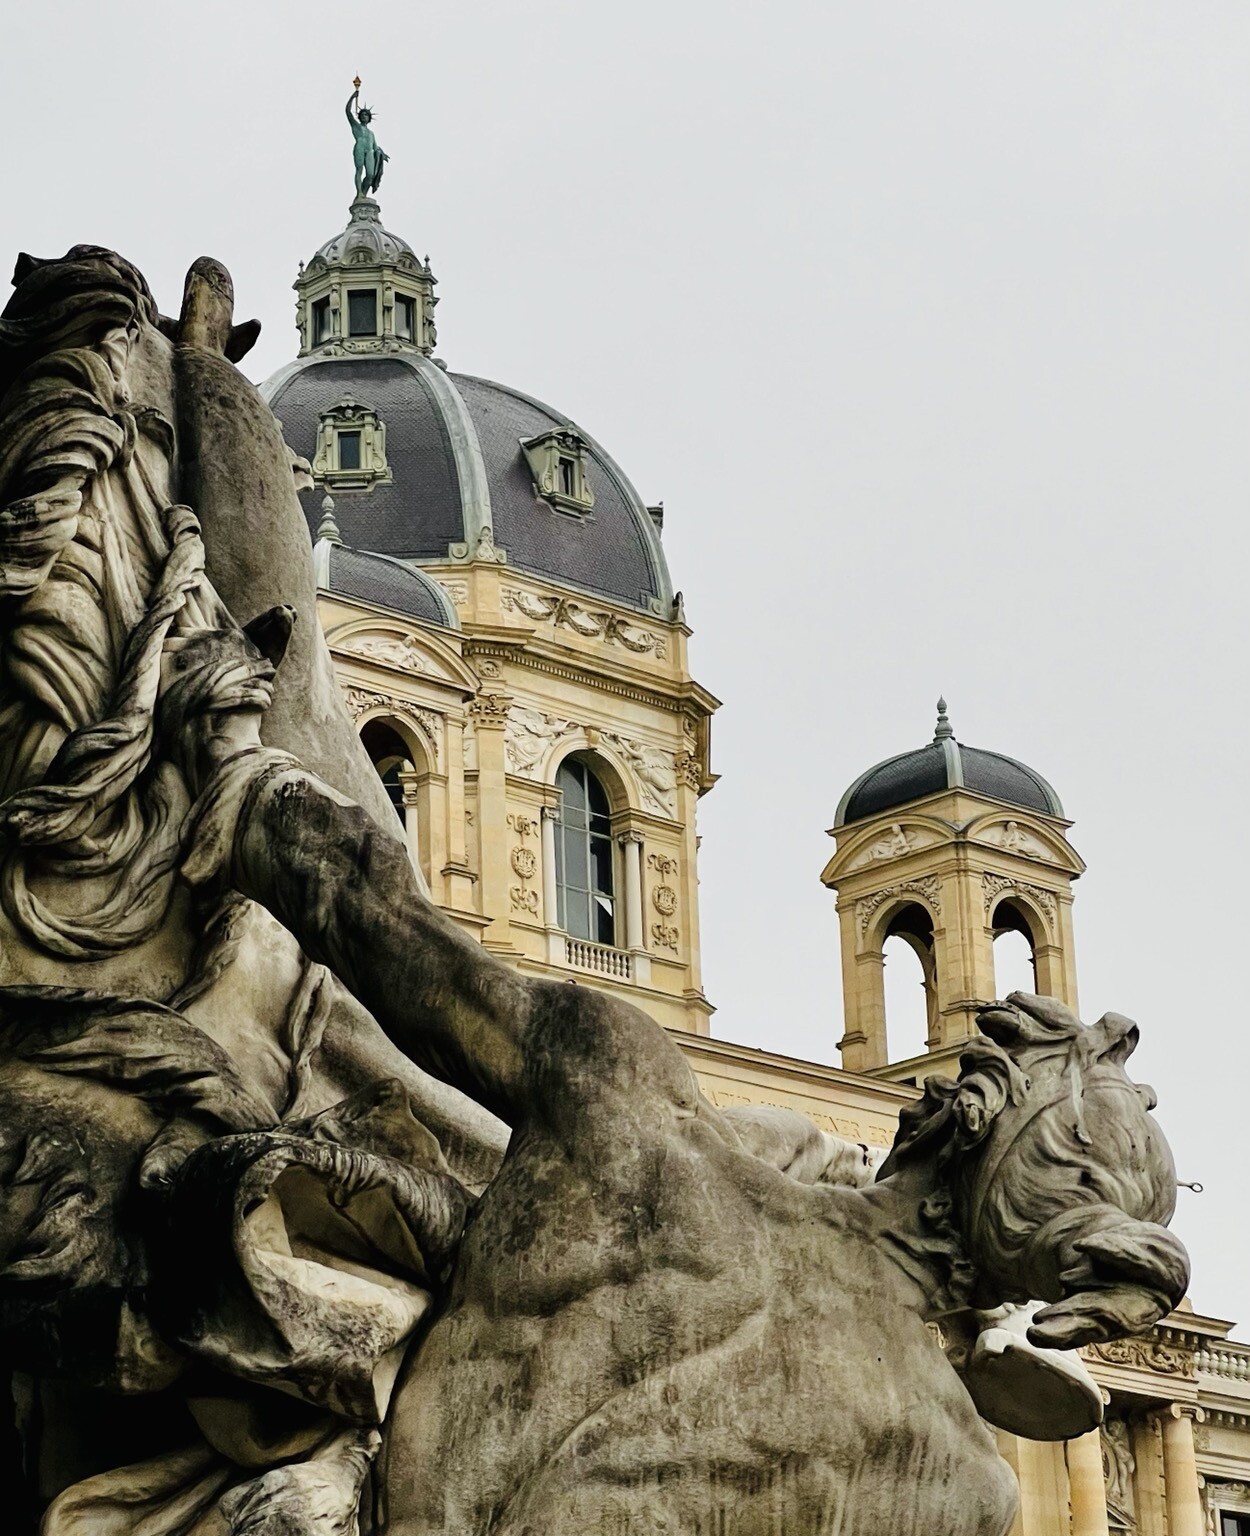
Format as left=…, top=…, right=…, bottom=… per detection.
left=879, top=992, right=1189, bottom=1350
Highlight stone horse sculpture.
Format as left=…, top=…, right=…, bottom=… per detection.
left=0, top=245, right=1187, bottom=1536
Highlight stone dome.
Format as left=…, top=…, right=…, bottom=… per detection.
left=263, top=353, right=674, bottom=617
left=834, top=700, right=1064, bottom=827
left=306, top=196, right=419, bottom=269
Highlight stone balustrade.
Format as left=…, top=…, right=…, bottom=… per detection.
left=565, top=936, right=633, bottom=980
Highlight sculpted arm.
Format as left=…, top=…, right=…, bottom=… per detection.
left=216, top=760, right=701, bottom=1137
left=345, top=92, right=362, bottom=138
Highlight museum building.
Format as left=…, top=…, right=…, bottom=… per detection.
left=260, top=181, right=1250, bottom=1536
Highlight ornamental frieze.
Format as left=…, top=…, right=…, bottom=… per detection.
left=1080, top=1336, right=1194, bottom=1377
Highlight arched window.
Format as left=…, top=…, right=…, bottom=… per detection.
left=555, top=759, right=615, bottom=945
left=360, top=716, right=427, bottom=881
left=992, top=899, right=1038, bottom=998
left=881, top=902, right=936, bottom=1062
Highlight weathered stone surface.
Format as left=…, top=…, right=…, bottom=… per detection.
left=0, top=244, right=1189, bottom=1535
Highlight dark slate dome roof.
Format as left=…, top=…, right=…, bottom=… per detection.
left=262, top=353, right=673, bottom=617
left=834, top=700, right=1063, bottom=827
left=313, top=536, right=459, bottom=628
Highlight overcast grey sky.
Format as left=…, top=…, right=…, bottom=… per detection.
left=8, top=2, right=1248, bottom=1325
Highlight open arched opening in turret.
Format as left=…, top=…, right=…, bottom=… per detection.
left=881, top=901, right=937, bottom=1063
left=991, top=898, right=1038, bottom=1000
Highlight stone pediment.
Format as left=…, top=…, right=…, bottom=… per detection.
left=325, top=618, right=478, bottom=693
left=822, top=814, right=952, bottom=883
left=965, top=811, right=1084, bottom=876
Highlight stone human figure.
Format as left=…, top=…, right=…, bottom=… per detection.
left=346, top=83, right=389, bottom=197
left=0, top=245, right=1189, bottom=1536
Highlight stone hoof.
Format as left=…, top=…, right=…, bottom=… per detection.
left=962, top=1324, right=1104, bottom=1441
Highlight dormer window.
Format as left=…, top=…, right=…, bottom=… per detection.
left=312, top=296, right=333, bottom=345
left=348, top=289, right=378, bottom=336
left=395, top=295, right=416, bottom=341
left=520, top=426, right=596, bottom=515
left=312, top=396, right=392, bottom=489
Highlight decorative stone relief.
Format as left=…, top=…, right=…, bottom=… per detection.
left=856, top=877, right=942, bottom=937
left=342, top=686, right=442, bottom=760
left=507, top=811, right=541, bottom=916
left=982, top=871, right=1057, bottom=929
left=438, top=578, right=469, bottom=606
left=673, top=748, right=702, bottom=792
left=650, top=921, right=680, bottom=953
left=602, top=732, right=678, bottom=817
left=450, top=525, right=507, bottom=564
left=846, top=823, right=941, bottom=871
left=504, top=705, right=577, bottom=776
left=500, top=587, right=668, bottom=659
left=1101, top=1414, right=1136, bottom=1531
left=341, top=632, right=427, bottom=672
left=981, top=819, right=1050, bottom=860
left=468, top=691, right=513, bottom=726
left=652, top=884, right=678, bottom=917
left=1081, top=1336, right=1194, bottom=1377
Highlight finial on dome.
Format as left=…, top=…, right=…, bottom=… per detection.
left=934, top=696, right=954, bottom=741
left=317, top=493, right=342, bottom=545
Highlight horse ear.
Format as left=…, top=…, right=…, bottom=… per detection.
left=1089, top=1011, right=1139, bottom=1066
left=952, top=1038, right=1027, bottom=1146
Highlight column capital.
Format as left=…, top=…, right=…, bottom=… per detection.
left=468, top=691, right=513, bottom=728
left=1162, top=1402, right=1206, bottom=1424
left=618, top=829, right=645, bottom=847
left=541, top=803, right=562, bottom=823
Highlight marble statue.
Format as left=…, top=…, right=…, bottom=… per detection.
left=346, top=79, right=388, bottom=198
left=0, top=243, right=1188, bottom=1536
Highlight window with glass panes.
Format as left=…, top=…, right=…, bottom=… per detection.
left=313, top=296, right=332, bottom=344
left=337, top=431, right=362, bottom=471
left=348, top=289, right=377, bottom=336
left=395, top=295, right=416, bottom=340
left=1222, top=1515, right=1250, bottom=1536
left=555, top=759, right=615, bottom=945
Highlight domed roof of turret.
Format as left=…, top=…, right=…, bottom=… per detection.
left=312, top=500, right=459, bottom=628
left=305, top=196, right=419, bottom=270
left=834, top=700, right=1064, bottom=827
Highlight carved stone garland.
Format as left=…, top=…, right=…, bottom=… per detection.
left=501, top=586, right=668, bottom=659
left=343, top=685, right=442, bottom=766
left=982, top=871, right=1057, bottom=929
left=856, top=877, right=942, bottom=938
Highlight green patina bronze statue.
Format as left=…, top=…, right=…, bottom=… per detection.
left=347, top=77, right=388, bottom=197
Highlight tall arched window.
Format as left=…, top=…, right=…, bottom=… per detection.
left=555, top=759, right=615, bottom=945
